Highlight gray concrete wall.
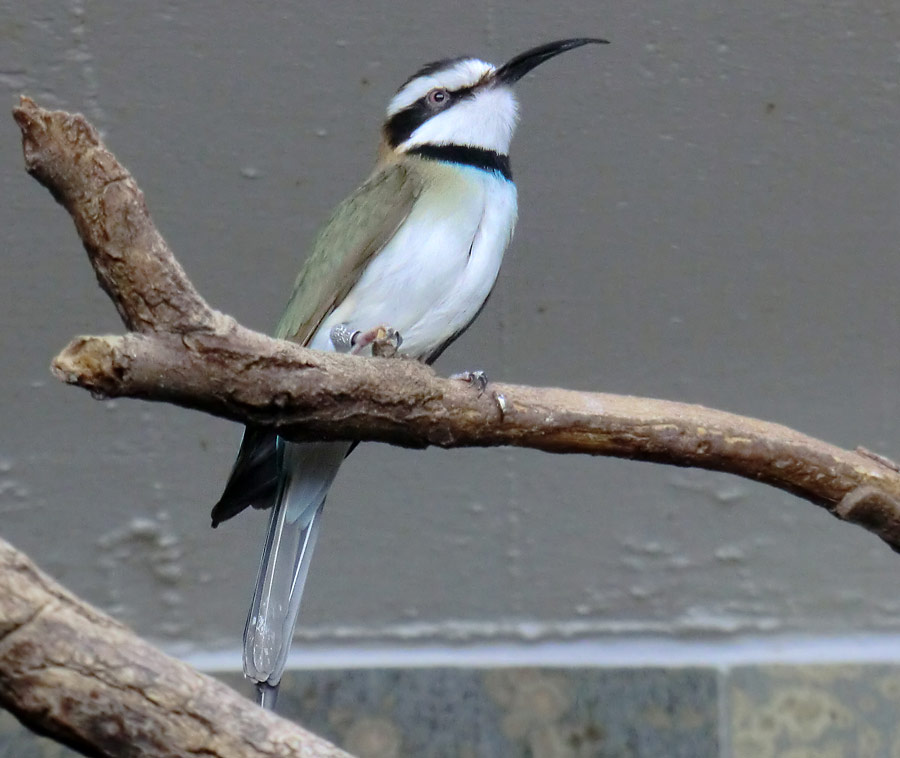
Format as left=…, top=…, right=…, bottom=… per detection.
left=1, top=1, right=898, bottom=658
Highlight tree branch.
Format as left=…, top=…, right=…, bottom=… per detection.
left=49, top=331, right=900, bottom=541
left=11, top=92, right=900, bottom=755
left=14, top=96, right=900, bottom=553
left=12, top=97, right=216, bottom=334
left=0, top=535, right=352, bottom=758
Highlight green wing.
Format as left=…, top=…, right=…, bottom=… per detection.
left=275, top=162, right=424, bottom=344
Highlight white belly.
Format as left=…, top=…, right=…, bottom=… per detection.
left=310, top=164, right=518, bottom=358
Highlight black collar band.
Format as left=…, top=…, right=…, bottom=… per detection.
left=407, top=144, right=513, bottom=181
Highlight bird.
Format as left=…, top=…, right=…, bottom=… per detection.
left=211, top=38, right=609, bottom=709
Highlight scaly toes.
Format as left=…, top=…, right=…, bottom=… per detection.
left=370, top=327, right=403, bottom=358
left=450, top=370, right=489, bottom=394
left=350, top=325, right=403, bottom=356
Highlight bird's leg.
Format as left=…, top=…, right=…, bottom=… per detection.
left=350, top=325, right=403, bottom=357
left=450, top=370, right=489, bottom=394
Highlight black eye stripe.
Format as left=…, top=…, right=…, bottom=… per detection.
left=384, top=85, right=479, bottom=148
left=450, top=84, right=476, bottom=101
left=384, top=100, right=432, bottom=148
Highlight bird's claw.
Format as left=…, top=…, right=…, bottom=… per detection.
left=451, top=370, right=489, bottom=394
left=353, top=325, right=403, bottom=357
left=329, top=324, right=403, bottom=357
left=369, top=327, right=403, bottom=358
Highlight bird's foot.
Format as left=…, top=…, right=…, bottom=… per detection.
left=352, top=325, right=403, bottom=357
left=330, top=323, right=404, bottom=356
left=450, top=370, right=489, bottom=395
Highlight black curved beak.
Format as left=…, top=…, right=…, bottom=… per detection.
left=494, top=38, right=609, bottom=85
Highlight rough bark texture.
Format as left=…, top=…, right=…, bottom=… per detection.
left=12, top=97, right=218, bottom=335
left=51, top=330, right=900, bottom=548
left=0, top=536, right=352, bottom=758
left=9, top=94, right=900, bottom=755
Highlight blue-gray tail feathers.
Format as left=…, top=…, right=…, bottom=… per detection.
left=240, top=439, right=350, bottom=693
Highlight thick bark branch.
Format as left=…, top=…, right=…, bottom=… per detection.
left=0, top=535, right=352, bottom=758
left=14, top=96, right=900, bottom=552
left=51, top=331, right=900, bottom=546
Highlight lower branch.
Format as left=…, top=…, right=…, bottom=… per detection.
left=0, top=535, right=353, bottom=758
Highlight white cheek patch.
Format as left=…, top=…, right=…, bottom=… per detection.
left=388, top=59, right=495, bottom=116
left=401, top=88, right=519, bottom=155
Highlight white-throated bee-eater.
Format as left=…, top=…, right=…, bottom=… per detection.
left=212, top=38, right=609, bottom=708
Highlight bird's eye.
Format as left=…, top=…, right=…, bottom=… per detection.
left=427, top=88, right=449, bottom=106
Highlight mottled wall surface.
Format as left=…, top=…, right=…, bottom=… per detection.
left=1, top=1, right=898, bottom=655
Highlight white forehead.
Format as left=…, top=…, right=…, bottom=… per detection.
left=387, top=58, right=496, bottom=117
